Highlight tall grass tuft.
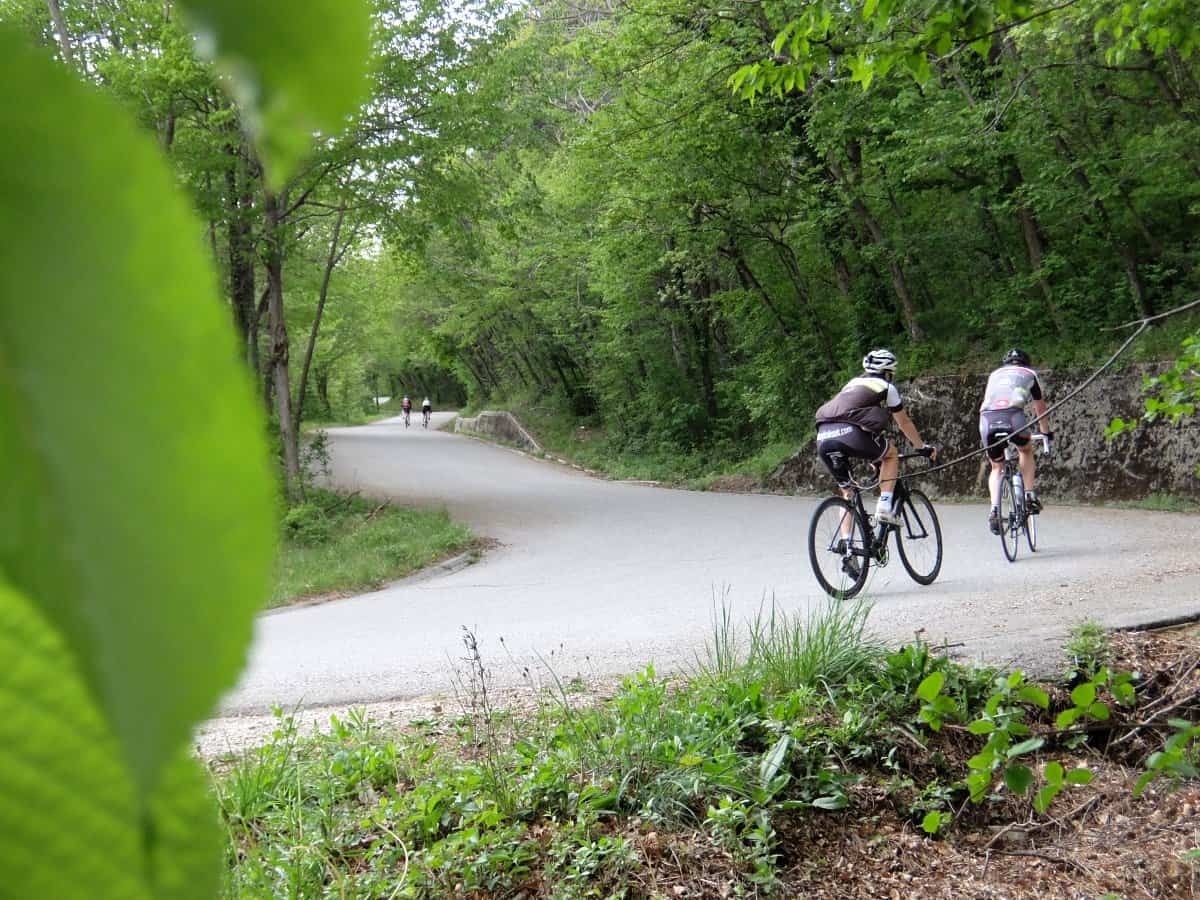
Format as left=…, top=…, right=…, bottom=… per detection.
left=701, top=596, right=886, bottom=696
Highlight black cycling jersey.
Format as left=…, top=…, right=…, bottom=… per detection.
left=815, top=375, right=903, bottom=435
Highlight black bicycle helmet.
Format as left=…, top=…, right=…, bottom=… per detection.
left=1003, top=348, right=1031, bottom=367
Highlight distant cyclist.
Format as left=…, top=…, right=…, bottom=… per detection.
left=421, top=397, right=432, bottom=426
left=980, top=349, right=1052, bottom=534
left=401, top=395, right=412, bottom=424
left=815, top=349, right=937, bottom=525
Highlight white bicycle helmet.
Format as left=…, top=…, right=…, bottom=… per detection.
left=862, top=348, right=898, bottom=376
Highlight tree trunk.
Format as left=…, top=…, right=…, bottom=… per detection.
left=264, top=190, right=302, bottom=501
left=294, top=206, right=347, bottom=433
left=828, top=157, right=923, bottom=342
left=44, top=0, right=75, bottom=66
left=226, top=141, right=258, bottom=366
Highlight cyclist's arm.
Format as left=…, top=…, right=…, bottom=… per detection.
left=1031, top=397, right=1048, bottom=434
left=892, top=409, right=928, bottom=452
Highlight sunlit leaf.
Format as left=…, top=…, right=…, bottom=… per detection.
left=0, top=30, right=275, bottom=799
left=0, top=578, right=148, bottom=899
left=179, top=0, right=372, bottom=183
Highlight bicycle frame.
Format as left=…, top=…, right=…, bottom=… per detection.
left=840, top=454, right=932, bottom=563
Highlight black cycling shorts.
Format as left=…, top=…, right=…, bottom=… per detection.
left=979, top=409, right=1030, bottom=462
left=816, top=423, right=889, bottom=488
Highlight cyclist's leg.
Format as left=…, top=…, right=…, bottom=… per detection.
left=815, top=428, right=857, bottom=541
left=1017, top=443, right=1036, bottom=492
left=876, top=440, right=898, bottom=521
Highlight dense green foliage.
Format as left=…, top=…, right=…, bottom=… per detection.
left=385, top=0, right=1200, bottom=464
left=0, top=0, right=368, bottom=894
left=11, top=0, right=1195, bottom=483
left=217, top=609, right=1194, bottom=896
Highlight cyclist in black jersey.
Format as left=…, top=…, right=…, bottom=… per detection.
left=815, top=349, right=937, bottom=525
left=980, top=349, right=1052, bottom=534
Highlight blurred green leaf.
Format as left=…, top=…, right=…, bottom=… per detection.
left=149, top=749, right=224, bottom=900
left=916, top=671, right=944, bottom=702
left=1070, top=682, right=1097, bottom=707
left=180, top=0, right=372, bottom=183
left=0, top=29, right=274, bottom=800
left=0, top=578, right=149, bottom=899
left=1003, top=764, right=1033, bottom=794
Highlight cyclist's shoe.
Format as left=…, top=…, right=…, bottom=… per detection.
left=988, top=508, right=1001, bottom=535
left=834, top=539, right=861, bottom=579
left=875, top=498, right=899, bottom=524
left=1026, top=493, right=1042, bottom=515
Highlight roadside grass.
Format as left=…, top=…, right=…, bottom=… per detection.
left=214, top=603, right=1200, bottom=897
left=1109, top=492, right=1200, bottom=513
left=272, top=488, right=475, bottom=607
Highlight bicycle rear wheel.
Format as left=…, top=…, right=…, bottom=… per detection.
left=895, top=489, right=943, bottom=585
left=998, top=474, right=1020, bottom=562
left=808, top=497, right=870, bottom=599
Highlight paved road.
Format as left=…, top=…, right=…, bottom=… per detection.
left=218, top=413, right=1200, bottom=714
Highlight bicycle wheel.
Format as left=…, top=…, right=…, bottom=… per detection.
left=998, top=474, right=1020, bottom=562
left=808, top=497, right=871, bottom=599
left=1025, top=508, right=1038, bottom=552
left=895, top=489, right=943, bottom=585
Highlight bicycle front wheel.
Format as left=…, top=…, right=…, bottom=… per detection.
left=808, top=497, right=870, bottom=599
left=1026, top=509, right=1038, bottom=552
left=895, top=489, right=943, bottom=585
left=998, top=475, right=1020, bottom=562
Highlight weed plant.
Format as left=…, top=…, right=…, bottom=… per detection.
left=216, top=605, right=1175, bottom=897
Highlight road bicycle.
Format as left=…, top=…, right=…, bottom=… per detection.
left=995, top=433, right=1051, bottom=562
left=402, top=409, right=411, bottom=428
left=422, top=408, right=431, bottom=428
left=807, top=452, right=943, bottom=600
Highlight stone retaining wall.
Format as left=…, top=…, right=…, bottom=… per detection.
left=767, top=365, right=1200, bottom=501
left=454, top=411, right=543, bottom=454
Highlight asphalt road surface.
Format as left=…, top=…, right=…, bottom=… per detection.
left=218, top=413, right=1199, bottom=714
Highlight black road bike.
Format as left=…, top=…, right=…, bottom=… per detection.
left=807, top=453, right=943, bottom=600
left=402, top=409, right=411, bottom=428
left=995, top=433, right=1051, bottom=562
left=422, top=408, right=431, bottom=428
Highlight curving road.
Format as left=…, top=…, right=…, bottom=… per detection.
left=218, top=413, right=1200, bottom=714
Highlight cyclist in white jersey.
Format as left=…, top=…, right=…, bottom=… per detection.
left=979, top=349, right=1052, bottom=534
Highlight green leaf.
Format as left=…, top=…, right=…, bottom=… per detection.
left=759, top=734, right=791, bottom=789
left=1017, top=685, right=1050, bottom=708
left=1088, top=702, right=1111, bottom=721
left=1004, top=764, right=1034, bottom=795
left=1065, top=768, right=1094, bottom=786
left=1055, top=707, right=1083, bottom=729
left=1006, top=671, right=1025, bottom=689
left=0, top=578, right=149, bottom=898
left=921, top=810, right=943, bottom=834
left=1007, top=737, right=1045, bottom=758
left=0, top=31, right=275, bottom=800
left=1112, top=681, right=1136, bottom=705
left=1133, top=770, right=1157, bottom=797
left=863, top=0, right=880, bottom=21
left=967, top=752, right=994, bottom=770
left=1070, top=682, right=1097, bottom=708
left=1033, top=784, right=1060, bottom=814
left=917, top=671, right=945, bottom=702
left=813, top=794, right=849, bottom=810
left=966, top=770, right=992, bottom=802
left=967, top=719, right=996, bottom=735
left=149, top=750, right=223, bottom=900
left=1044, top=761, right=1065, bottom=785
left=179, top=0, right=372, bottom=183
